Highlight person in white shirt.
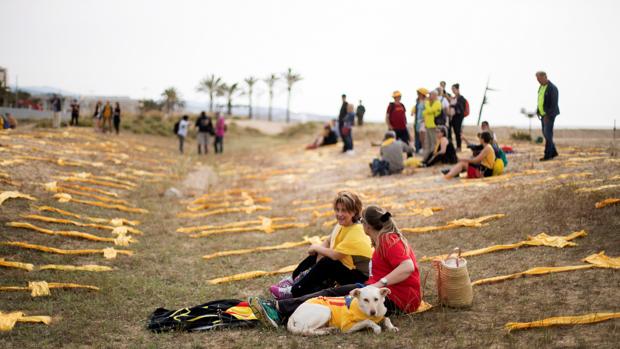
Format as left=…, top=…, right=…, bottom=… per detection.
left=177, top=115, right=190, bottom=154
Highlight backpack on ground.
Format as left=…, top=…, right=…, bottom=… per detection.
left=147, top=299, right=257, bottom=332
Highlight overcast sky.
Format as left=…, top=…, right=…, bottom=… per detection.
left=1, top=0, right=619, bottom=127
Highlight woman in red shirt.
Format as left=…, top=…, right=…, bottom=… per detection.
left=250, top=205, right=421, bottom=327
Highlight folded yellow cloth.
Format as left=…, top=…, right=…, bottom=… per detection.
left=505, top=312, right=620, bottom=331
left=0, top=311, right=51, bottom=331
left=0, top=191, right=37, bottom=206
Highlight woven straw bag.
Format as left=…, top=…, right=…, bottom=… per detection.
left=433, top=247, right=473, bottom=307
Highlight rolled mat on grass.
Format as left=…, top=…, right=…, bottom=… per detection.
left=53, top=193, right=148, bottom=214
left=595, top=198, right=620, bottom=208
left=202, top=235, right=327, bottom=260
left=0, top=191, right=37, bottom=206
left=176, top=216, right=295, bottom=234
left=1, top=241, right=133, bottom=259
left=6, top=222, right=136, bottom=246
left=207, top=265, right=297, bottom=285
left=0, top=281, right=99, bottom=297
left=420, top=230, right=587, bottom=262
left=0, top=311, right=52, bottom=332
left=34, top=205, right=140, bottom=226
left=472, top=251, right=620, bottom=286
left=505, top=312, right=620, bottom=332
left=190, top=222, right=309, bottom=238
left=177, top=205, right=271, bottom=218
left=402, top=214, right=505, bottom=234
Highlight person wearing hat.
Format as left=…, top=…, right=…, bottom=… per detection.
left=370, top=130, right=414, bottom=176
left=385, top=91, right=410, bottom=145
left=411, top=88, right=428, bottom=153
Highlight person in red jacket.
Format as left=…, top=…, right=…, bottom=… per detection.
left=385, top=91, right=410, bottom=145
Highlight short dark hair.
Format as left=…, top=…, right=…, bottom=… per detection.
left=481, top=121, right=489, bottom=127
left=182, top=115, right=189, bottom=120
left=480, top=131, right=493, bottom=143
left=452, top=83, right=460, bottom=89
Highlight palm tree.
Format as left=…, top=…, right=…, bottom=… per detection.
left=264, top=74, right=279, bottom=122
left=160, top=87, right=184, bottom=117
left=196, top=74, right=222, bottom=112
left=244, top=76, right=258, bottom=119
left=220, top=83, right=240, bottom=116
left=282, top=68, right=302, bottom=123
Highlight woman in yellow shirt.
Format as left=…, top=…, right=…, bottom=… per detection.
left=270, top=191, right=373, bottom=299
left=443, top=131, right=496, bottom=179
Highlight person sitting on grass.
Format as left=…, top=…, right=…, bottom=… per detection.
left=370, top=131, right=414, bottom=176
left=306, top=123, right=338, bottom=149
left=422, top=126, right=457, bottom=167
left=250, top=205, right=421, bottom=328
left=269, top=191, right=373, bottom=300
left=443, top=131, right=496, bottom=179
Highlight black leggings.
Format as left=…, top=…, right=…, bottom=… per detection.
left=291, top=255, right=368, bottom=298
left=278, top=284, right=398, bottom=319
left=451, top=114, right=464, bottom=149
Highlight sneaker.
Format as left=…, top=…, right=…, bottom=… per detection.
left=275, top=275, right=294, bottom=288
left=269, top=285, right=292, bottom=300
left=248, top=296, right=281, bottom=329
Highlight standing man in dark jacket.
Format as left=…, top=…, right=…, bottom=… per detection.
left=338, top=94, right=348, bottom=150
left=535, top=71, right=560, bottom=161
left=356, top=100, right=365, bottom=126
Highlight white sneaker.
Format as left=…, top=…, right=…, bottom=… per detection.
left=345, top=150, right=355, bottom=155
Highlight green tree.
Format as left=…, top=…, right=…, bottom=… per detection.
left=197, top=74, right=223, bottom=112
left=264, top=74, right=279, bottom=121
left=160, top=87, right=184, bottom=117
left=220, top=83, right=240, bottom=116
left=244, top=76, right=258, bottom=119
left=283, top=68, right=302, bottom=123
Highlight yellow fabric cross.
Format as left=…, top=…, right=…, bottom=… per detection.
left=0, top=311, right=51, bottom=332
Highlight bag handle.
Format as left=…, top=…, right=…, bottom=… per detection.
left=444, top=247, right=461, bottom=267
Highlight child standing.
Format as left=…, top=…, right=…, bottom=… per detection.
left=214, top=112, right=226, bottom=154
left=177, top=115, right=190, bottom=154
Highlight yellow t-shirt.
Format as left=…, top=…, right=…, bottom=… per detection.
left=329, top=223, right=373, bottom=270
left=306, top=296, right=383, bottom=332
left=481, top=144, right=496, bottom=169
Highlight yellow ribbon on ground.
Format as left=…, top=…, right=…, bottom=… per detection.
left=1, top=241, right=133, bottom=259
left=0, top=280, right=99, bottom=297
left=400, top=207, right=444, bottom=217
left=54, top=193, right=148, bottom=214
left=44, top=181, right=129, bottom=205
left=295, top=203, right=332, bottom=212
left=595, top=198, right=620, bottom=208
left=191, top=222, right=309, bottom=238
left=177, top=205, right=270, bottom=218
left=0, top=311, right=52, bottom=332
left=59, top=182, right=119, bottom=197
left=505, top=312, right=620, bottom=332
left=0, top=258, right=34, bottom=271
left=176, top=216, right=294, bottom=234
left=20, top=213, right=143, bottom=235
left=67, top=172, right=137, bottom=187
left=202, top=236, right=326, bottom=260
left=190, top=189, right=258, bottom=205
left=34, top=205, right=140, bottom=226
left=58, top=175, right=135, bottom=190
left=420, top=231, right=587, bottom=262
left=575, top=184, right=620, bottom=193
left=38, top=264, right=113, bottom=272
left=187, top=197, right=272, bottom=212
left=472, top=251, right=619, bottom=286
left=6, top=221, right=135, bottom=246
left=0, top=191, right=37, bottom=206
left=207, top=264, right=296, bottom=285
left=402, top=214, right=505, bottom=234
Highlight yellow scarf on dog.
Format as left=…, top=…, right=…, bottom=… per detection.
left=306, top=296, right=383, bottom=332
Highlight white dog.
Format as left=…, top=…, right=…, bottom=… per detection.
left=287, top=286, right=399, bottom=336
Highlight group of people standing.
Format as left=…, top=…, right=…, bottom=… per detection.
left=175, top=111, right=227, bottom=154
left=92, top=100, right=122, bottom=134
left=337, top=95, right=366, bottom=154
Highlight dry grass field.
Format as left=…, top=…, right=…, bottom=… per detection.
left=1, top=121, right=618, bottom=348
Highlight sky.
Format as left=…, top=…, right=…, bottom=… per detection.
left=1, top=0, right=619, bottom=128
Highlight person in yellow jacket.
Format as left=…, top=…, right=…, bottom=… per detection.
left=101, top=100, right=113, bottom=133
left=422, top=90, right=442, bottom=161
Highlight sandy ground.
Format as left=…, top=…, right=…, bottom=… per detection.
left=0, top=123, right=619, bottom=348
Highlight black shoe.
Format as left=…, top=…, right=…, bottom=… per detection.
left=539, top=157, right=551, bottom=162
left=441, top=168, right=450, bottom=175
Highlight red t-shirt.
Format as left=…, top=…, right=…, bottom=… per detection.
left=386, top=102, right=407, bottom=130
left=366, top=233, right=421, bottom=313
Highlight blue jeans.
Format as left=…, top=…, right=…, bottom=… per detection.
left=541, top=115, right=558, bottom=159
